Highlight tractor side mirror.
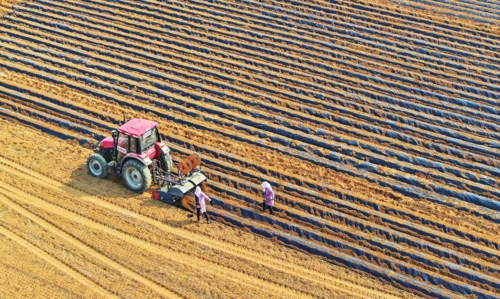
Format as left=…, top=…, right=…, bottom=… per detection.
left=111, top=130, right=118, bottom=138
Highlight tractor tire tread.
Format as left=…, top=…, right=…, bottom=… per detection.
left=122, top=159, right=152, bottom=193
left=87, top=153, right=108, bottom=179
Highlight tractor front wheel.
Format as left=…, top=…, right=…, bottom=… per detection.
left=122, top=159, right=152, bottom=193
left=87, top=154, right=108, bottom=178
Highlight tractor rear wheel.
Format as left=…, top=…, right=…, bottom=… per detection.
left=87, top=154, right=108, bottom=178
left=122, top=159, right=152, bottom=193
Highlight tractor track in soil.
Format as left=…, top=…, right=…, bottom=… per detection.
left=0, top=187, right=305, bottom=299
left=0, top=233, right=98, bottom=299
left=0, top=224, right=113, bottom=299
left=0, top=187, right=183, bottom=299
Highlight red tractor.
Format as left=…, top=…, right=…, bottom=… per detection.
left=87, top=118, right=206, bottom=205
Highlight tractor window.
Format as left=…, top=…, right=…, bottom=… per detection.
left=117, top=133, right=129, bottom=152
left=140, top=127, right=158, bottom=151
left=116, top=133, right=129, bottom=165
left=129, top=137, right=138, bottom=153
left=117, top=133, right=138, bottom=153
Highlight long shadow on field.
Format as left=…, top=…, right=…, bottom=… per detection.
left=63, top=164, right=197, bottom=228
left=62, top=164, right=138, bottom=199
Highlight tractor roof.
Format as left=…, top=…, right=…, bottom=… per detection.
left=118, top=118, right=158, bottom=137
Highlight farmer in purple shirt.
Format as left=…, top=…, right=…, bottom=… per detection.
left=192, top=186, right=213, bottom=223
left=261, top=181, right=275, bottom=215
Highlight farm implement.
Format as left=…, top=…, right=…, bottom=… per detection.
left=87, top=118, right=206, bottom=205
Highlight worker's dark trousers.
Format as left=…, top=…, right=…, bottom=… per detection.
left=262, top=202, right=275, bottom=215
left=197, top=209, right=210, bottom=222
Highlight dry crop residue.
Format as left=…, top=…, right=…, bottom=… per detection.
left=0, top=0, right=499, bottom=297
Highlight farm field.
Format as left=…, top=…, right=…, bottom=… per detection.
left=0, top=119, right=421, bottom=298
left=0, top=0, right=499, bottom=298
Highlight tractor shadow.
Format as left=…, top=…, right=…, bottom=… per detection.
left=140, top=193, right=195, bottom=212
left=63, top=164, right=197, bottom=228
left=61, top=163, right=139, bottom=199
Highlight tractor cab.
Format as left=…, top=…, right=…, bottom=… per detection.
left=116, top=119, right=159, bottom=155
left=112, top=119, right=160, bottom=165
left=87, top=118, right=205, bottom=202
left=97, top=119, right=171, bottom=173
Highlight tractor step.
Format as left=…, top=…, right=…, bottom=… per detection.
left=107, top=161, right=117, bottom=175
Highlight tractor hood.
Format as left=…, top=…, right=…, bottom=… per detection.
left=101, top=137, right=114, bottom=149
